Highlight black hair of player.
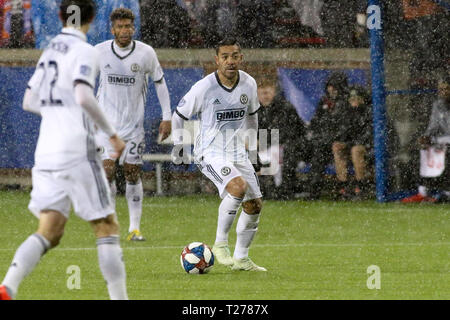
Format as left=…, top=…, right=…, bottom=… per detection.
left=60, top=0, right=96, bottom=26
left=215, top=37, right=241, bottom=55
left=110, top=8, right=135, bottom=25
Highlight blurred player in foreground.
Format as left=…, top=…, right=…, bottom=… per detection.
left=95, top=8, right=172, bottom=241
left=0, top=0, right=128, bottom=300
left=171, top=38, right=266, bottom=271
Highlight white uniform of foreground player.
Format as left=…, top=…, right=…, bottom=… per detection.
left=95, top=9, right=172, bottom=241
left=172, top=39, right=266, bottom=271
left=0, top=4, right=129, bottom=299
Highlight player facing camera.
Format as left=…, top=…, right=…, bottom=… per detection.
left=110, top=8, right=135, bottom=48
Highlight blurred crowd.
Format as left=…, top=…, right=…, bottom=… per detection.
left=0, top=0, right=448, bottom=200
left=0, top=0, right=446, bottom=50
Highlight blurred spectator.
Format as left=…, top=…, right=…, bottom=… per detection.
left=306, top=71, right=350, bottom=199
left=257, top=78, right=306, bottom=199
left=2, top=0, right=33, bottom=48
left=402, top=71, right=450, bottom=203
left=320, top=1, right=367, bottom=48
left=287, top=0, right=324, bottom=36
left=0, top=0, right=5, bottom=47
left=140, top=0, right=190, bottom=48
left=234, top=0, right=274, bottom=48
left=332, top=85, right=373, bottom=199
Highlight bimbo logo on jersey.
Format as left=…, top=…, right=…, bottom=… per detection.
left=108, top=74, right=136, bottom=86
left=216, top=108, right=246, bottom=121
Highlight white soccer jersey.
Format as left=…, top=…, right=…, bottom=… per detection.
left=27, top=27, right=100, bottom=171
left=176, top=70, right=260, bottom=162
left=95, top=40, right=164, bottom=140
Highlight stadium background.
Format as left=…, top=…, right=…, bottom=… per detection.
left=0, top=0, right=447, bottom=199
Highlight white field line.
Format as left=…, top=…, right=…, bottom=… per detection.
left=0, top=242, right=448, bottom=252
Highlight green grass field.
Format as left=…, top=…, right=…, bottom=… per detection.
left=0, top=190, right=449, bottom=300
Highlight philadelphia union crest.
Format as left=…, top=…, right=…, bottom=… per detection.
left=221, top=167, right=231, bottom=176
left=240, top=94, right=248, bottom=104
left=131, top=63, right=140, bottom=73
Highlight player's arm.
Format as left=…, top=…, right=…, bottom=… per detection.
left=22, top=88, right=41, bottom=116
left=171, top=91, right=198, bottom=164
left=246, top=81, right=262, bottom=170
left=23, top=63, right=45, bottom=116
left=154, top=77, right=172, bottom=142
left=74, top=82, right=124, bottom=159
left=420, top=104, right=440, bottom=148
left=245, top=111, right=263, bottom=171
left=147, top=47, right=172, bottom=142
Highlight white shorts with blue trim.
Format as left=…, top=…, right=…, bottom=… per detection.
left=28, top=160, right=114, bottom=221
left=198, top=156, right=262, bottom=201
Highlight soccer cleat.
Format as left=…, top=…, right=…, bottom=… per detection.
left=126, top=230, right=146, bottom=241
left=212, top=243, right=234, bottom=267
left=0, top=285, right=12, bottom=300
left=232, top=257, right=267, bottom=272
left=401, top=193, right=437, bottom=203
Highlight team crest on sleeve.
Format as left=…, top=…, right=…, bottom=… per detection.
left=221, top=167, right=231, bottom=176
left=80, top=65, right=92, bottom=76
left=178, top=98, right=186, bottom=107
left=131, top=63, right=141, bottom=73
left=240, top=94, right=249, bottom=104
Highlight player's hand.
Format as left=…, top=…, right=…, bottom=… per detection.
left=418, top=135, right=432, bottom=149
left=109, top=134, right=125, bottom=160
left=158, top=120, right=172, bottom=142
left=251, top=152, right=263, bottom=174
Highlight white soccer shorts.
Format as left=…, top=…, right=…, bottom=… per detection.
left=96, top=133, right=145, bottom=165
left=28, top=160, right=114, bottom=221
left=198, top=156, right=262, bottom=201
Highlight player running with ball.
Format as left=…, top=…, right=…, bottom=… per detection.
left=95, top=8, right=172, bottom=241
left=172, top=38, right=266, bottom=271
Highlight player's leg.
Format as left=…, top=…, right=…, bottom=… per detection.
left=124, top=162, right=145, bottom=241
left=90, top=214, right=128, bottom=300
left=212, top=176, right=248, bottom=266
left=103, top=159, right=117, bottom=209
left=199, top=159, right=246, bottom=266
left=70, top=160, right=128, bottom=300
left=1, top=210, right=66, bottom=299
left=1, top=167, right=71, bottom=299
left=231, top=161, right=266, bottom=271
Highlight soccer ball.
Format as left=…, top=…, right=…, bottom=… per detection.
left=180, top=242, right=214, bottom=274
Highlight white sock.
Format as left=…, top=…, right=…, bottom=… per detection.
left=2, top=233, right=50, bottom=298
left=110, top=180, right=117, bottom=211
left=234, top=211, right=260, bottom=260
left=126, top=180, right=143, bottom=232
left=418, top=185, right=427, bottom=196
left=96, top=236, right=128, bottom=300
left=215, top=194, right=243, bottom=244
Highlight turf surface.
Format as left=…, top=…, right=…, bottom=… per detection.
left=0, top=190, right=448, bottom=300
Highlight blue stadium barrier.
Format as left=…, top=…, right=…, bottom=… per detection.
left=0, top=67, right=203, bottom=170
left=278, top=68, right=368, bottom=123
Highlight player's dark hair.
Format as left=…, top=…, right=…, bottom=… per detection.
left=215, top=37, right=241, bottom=55
left=60, top=0, right=96, bottom=26
left=110, top=8, right=135, bottom=25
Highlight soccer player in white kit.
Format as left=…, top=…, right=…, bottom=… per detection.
left=95, top=8, right=172, bottom=241
left=172, top=38, right=266, bottom=271
left=0, top=0, right=128, bottom=300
